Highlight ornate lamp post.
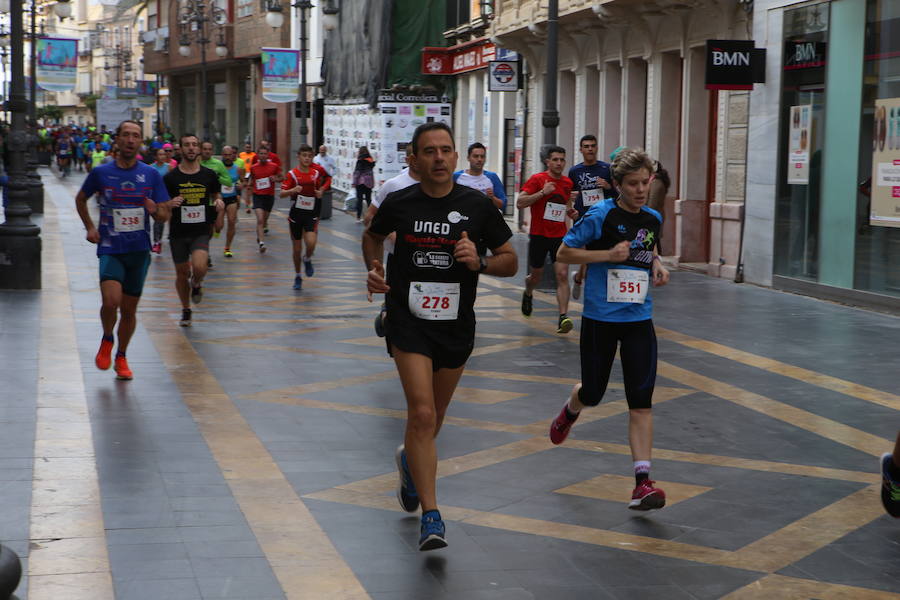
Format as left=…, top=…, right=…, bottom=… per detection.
left=266, top=0, right=340, bottom=146
left=0, top=0, right=70, bottom=290
left=177, top=0, right=227, bottom=142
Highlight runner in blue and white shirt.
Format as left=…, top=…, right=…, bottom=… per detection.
left=75, top=120, right=171, bottom=381
left=452, top=142, right=506, bottom=211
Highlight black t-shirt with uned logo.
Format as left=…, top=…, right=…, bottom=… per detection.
left=369, top=183, right=512, bottom=338
left=163, top=165, right=221, bottom=238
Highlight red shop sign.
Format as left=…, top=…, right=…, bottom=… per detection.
left=422, top=40, right=496, bottom=76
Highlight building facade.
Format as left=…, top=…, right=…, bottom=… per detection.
left=142, top=0, right=294, bottom=153
left=742, top=0, right=899, bottom=310
left=486, top=0, right=752, bottom=272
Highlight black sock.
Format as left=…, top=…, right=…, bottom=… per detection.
left=102, top=334, right=114, bottom=342
left=115, top=350, right=126, bottom=358
left=889, top=457, right=900, bottom=481
left=635, top=472, right=649, bottom=486
left=564, top=406, right=579, bottom=421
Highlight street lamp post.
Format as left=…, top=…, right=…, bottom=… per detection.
left=178, top=0, right=227, bottom=143
left=542, top=0, right=559, bottom=145
left=266, top=0, right=339, bottom=148
left=26, top=0, right=43, bottom=214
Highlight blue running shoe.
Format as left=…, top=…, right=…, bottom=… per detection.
left=395, top=445, right=419, bottom=512
left=293, top=275, right=303, bottom=290
left=881, top=453, right=900, bottom=518
left=304, top=259, right=314, bottom=277
left=419, top=510, right=447, bottom=551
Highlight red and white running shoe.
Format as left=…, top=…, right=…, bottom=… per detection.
left=629, top=480, right=666, bottom=510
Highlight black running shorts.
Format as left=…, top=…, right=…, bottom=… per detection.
left=527, top=234, right=563, bottom=269
left=289, top=214, right=318, bottom=238
left=252, top=194, right=275, bottom=212
left=579, top=317, right=657, bottom=410
left=170, top=233, right=211, bottom=264
left=385, top=310, right=474, bottom=372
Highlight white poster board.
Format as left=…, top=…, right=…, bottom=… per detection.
left=787, top=105, right=811, bottom=185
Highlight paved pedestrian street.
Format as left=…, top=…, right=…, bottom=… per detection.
left=2, top=170, right=900, bottom=600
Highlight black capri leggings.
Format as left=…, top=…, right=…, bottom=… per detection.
left=579, top=317, right=657, bottom=410
left=355, top=185, right=372, bottom=219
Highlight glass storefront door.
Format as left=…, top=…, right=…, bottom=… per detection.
left=774, top=3, right=830, bottom=280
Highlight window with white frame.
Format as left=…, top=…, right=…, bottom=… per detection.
left=237, top=0, right=253, bottom=18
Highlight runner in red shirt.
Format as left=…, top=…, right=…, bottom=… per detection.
left=516, top=145, right=575, bottom=333
left=249, top=146, right=282, bottom=253
left=251, top=140, right=281, bottom=167
left=280, top=144, right=331, bottom=290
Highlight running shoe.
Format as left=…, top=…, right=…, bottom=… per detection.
left=557, top=314, right=574, bottom=334
left=881, top=453, right=900, bottom=518
left=180, top=309, right=192, bottom=327
left=224, top=249, right=234, bottom=258
left=191, top=284, right=203, bottom=304
left=395, top=445, right=419, bottom=512
left=629, top=480, right=666, bottom=511
left=245, top=207, right=251, bottom=214
left=549, top=402, right=579, bottom=445
left=259, top=241, right=266, bottom=254
left=304, top=259, right=314, bottom=277
left=293, top=275, right=303, bottom=290
left=152, top=242, right=161, bottom=254
left=114, top=356, right=133, bottom=380
left=419, top=511, right=447, bottom=551
left=264, top=227, right=269, bottom=235
left=572, top=275, right=582, bottom=300
left=521, top=291, right=533, bottom=317
left=374, top=302, right=386, bottom=338
left=95, top=337, right=114, bottom=371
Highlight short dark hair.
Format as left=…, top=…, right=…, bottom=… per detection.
left=180, top=133, right=199, bottom=146
left=467, top=142, right=486, bottom=156
left=115, top=120, right=141, bottom=136
left=411, top=122, right=454, bottom=154
left=579, top=134, right=597, bottom=146
left=200, top=140, right=214, bottom=149
left=541, top=145, right=566, bottom=163
left=297, top=144, right=314, bottom=154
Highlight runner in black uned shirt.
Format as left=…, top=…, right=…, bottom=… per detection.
left=363, top=122, right=517, bottom=552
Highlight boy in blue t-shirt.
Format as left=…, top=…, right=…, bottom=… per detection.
left=75, top=120, right=170, bottom=381
left=547, top=147, right=671, bottom=513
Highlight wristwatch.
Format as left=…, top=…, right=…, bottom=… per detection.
left=478, top=255, right=488, bottom=273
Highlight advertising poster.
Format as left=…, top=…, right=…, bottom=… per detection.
left=36, top=37, right=77, bottom=92
left=136, top=80, right=157, bottom=108
left=871, top=97, right=900, bottom=227
left=787, top=105, right=811, bottom=184
left=260, top=47, right=299, bottom=103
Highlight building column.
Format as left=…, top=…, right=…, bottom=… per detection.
left=226, top=68, right=240, bottom=148
left=454, top=75, right=469, bottom=153
left=623, top=57, right=647, bottom=148
left=601, top=61, right=622, bottom=155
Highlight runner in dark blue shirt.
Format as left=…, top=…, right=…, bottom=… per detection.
left=75, top=120, right=171, bottom=381
left=567, top=134, right=615, bottom=299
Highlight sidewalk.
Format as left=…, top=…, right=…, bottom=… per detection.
left=1, top=168, right=899, bottom=599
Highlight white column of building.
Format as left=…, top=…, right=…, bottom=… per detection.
left=226, top=69, right=240, bottom=147
left=455, top=75, right=470, bottom=153
left=645, top=52, right=662, bottom=159
left=601, top=61, right=622, bottom=156
left=573, top=66, right=588, bottom=151
left=471, top=72, right=485, bottom=149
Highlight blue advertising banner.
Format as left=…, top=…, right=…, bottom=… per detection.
left=36, top=37, right=78, bottom=92
left=261, top=47, right=299, bottom=103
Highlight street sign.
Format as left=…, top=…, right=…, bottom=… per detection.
left=488, top=60, right=520, bottom=92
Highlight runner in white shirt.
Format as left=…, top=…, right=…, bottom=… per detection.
left=452, top=142, right=506, bottom=211
left=366, top=146, right=420, bottom=337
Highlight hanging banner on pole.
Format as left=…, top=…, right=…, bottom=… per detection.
left=260, top=47, right=299, bottom=103
left=36, top=37, right=78, bottom=92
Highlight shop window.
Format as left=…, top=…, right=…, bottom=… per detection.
left=854, top=0, right=900, bottom=296
left=238, top=0, right=253, bottom=18
left=773, top=3, right=829, bottom=280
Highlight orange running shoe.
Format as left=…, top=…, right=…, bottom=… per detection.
left=95, top=338, right=114, bottom=370
left=114, top=355, right=133, bottom=380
